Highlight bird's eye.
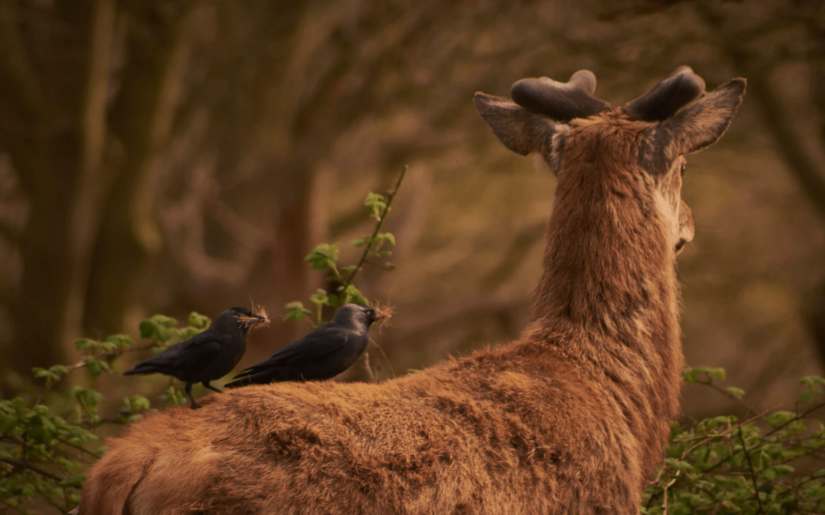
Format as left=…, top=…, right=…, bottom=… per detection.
left=680, top=162, right=686, bottom=176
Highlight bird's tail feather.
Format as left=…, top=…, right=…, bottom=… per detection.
left=225, top=367, right=282, bottom=388
left=123, top=364, right=161, bottom=376
left=223, top=375, right=251, bottom=389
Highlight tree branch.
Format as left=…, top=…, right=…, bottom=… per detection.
left=0, top=0, right=48, bottom=195
left=699, top=6, right=825, bottom=221
left=737, top=424, right=766, bottom=514
left=341, top=165, right=407, bottom=291
left=0, top=457, right=64, bottom=482
left=79, top=0, right=115, bottom=178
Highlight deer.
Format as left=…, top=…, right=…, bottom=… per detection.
left=80, top=67, right=745, bottom=514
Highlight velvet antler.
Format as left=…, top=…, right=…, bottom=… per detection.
left=510, top=70, right=609, bottom=122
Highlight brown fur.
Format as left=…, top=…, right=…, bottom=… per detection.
left=81, top=73, right=745, bottom=515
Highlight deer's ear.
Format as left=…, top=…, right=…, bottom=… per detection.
left=474, top=92, right=558, bottom=158
left=659, top=79, right=746, bottom=155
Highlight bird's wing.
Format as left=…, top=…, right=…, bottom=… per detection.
left=171, top=331, right=232, bottom=372
left=233, top=324, right=351, bottom=377
left=126, top=331, right=226, bottom=375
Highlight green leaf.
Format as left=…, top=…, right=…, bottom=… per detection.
left=31, top=367, right=51, bottom=379
left=60, top=475, right=86, bottom=488
left=725, top=386, right=745, bottom=400
left=139, top=314, right=178, bottom=342
left=48, top=365, right=68, bottom=376
left=105, top=334, right=134, bottom=349
left=766, top=411, right=795, bottom=427
left=187, top=312, right=211, bottom=330
left=305, top=243, right=340, bottom=271
left=27, top=415, right=54, bottom=444
left=138, top=320, right=155, bottom=339
left=664, top=457, right=694, bottom=472
left=800, top=376, right=825, bottom=387
left=68, top=426, right=97, bottom=443
left=342, top=284, right=369, bottom=306
left=378, top=232, right=396, bottom=245
left=127, top=395, right=151, bottom=412
left=773, top=464, right=794, bottom=477
left=99, top=341, right=118, bottom=352
left=707, top=367, right=726, bottom=380
left=74, top=338, right=97, bottom=351
left=177, top=326, right=202, bottom=341
left=0, top=411, right=19, bottom=434
left=85, top=358, right=110, bottom=377
left=365, top=192, right=387, bottom=219
left=309, top=289, right=331, bottom=308
left=284, top=301, right=312, bottom=322
left=71, top=387, right=104, bottom=409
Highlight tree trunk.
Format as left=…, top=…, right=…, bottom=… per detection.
left=3, top=0, right=115, bottom=379
left=83, top=5, right=198, bottom=336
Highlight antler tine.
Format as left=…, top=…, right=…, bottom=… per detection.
left=510, top=70, right=609, bottom=122
left=624, top=66, right=706, bottom=122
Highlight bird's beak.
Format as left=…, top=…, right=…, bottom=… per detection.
left=237, top=306, right=270, bottom=329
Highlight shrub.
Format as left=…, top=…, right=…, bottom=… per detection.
left=0, top=169, right=405, bottom=513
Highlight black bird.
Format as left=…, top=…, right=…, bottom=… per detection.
left=225, top=303, right=377, bottom=388
left=124, top=307, right=268, bottom=409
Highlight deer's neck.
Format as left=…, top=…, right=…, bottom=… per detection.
left=531, top=176, right=678, bottom=340
left=525, top=121, right=684, bottom=427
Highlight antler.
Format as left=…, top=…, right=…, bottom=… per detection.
left=510, top=70, right=609, bottom=122
left=624, top=66, right=706, bottom=122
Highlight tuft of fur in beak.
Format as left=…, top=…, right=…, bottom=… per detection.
left=239, top=304, right=270, bottom=330
left=371, top=302, right=394, bottom=329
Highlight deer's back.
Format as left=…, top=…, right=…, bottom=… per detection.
left=83, top=345, right=643, bottom=515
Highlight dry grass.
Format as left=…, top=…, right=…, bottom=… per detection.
left=238, top=304, right=270, bottom=330
left=371, top=302, right=394, bottom=328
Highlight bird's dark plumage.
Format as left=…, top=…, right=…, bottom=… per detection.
left=124, top=307, right=267, bottom=408
left=225, top=304, right=377, bottom=388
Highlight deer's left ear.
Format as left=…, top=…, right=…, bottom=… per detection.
left=659, top=79, right=747, bottom=155
left=474, top=92, right=559, bottom=159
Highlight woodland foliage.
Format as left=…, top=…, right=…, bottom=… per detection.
left=2, top=177, right=824, bottom=514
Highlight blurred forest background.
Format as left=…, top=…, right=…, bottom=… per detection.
left=0, top=0, right=824, bottom=420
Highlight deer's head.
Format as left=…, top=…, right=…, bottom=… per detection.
left=474, top=67, right=745, bottom=256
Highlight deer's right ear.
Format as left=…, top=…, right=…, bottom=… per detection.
left=474, top=92, right=558, bottom=158
left=659, top=79, right=746, bottom=156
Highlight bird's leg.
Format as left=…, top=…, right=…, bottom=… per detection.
left=185, top=383, right=199, bottom=409
left=202, top=381, right=222, bottom=393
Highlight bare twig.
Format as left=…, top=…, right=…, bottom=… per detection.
left=0, top=458, right=64, bottom=482
left=52, top=437, right=101, bottom=459
left=765, top=402, right=825, bottom=437
left=60, top=343, right=157, bottom=376
left=341, top=165, right=407, bottom=292
left=368, top=337, right=396, bottom=379
left=697, top=4, right=825, bottom=222
left=738, top=424, right=766, bottom=514
left=363, top=352, right=375, bottom=383
left=646, top=412, right=765, bottom=507
left=695, top=379, right=761, bottom=417
left=661, top=472, right=680, bottom=514
left=680, top=413, right=764, bottom=460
